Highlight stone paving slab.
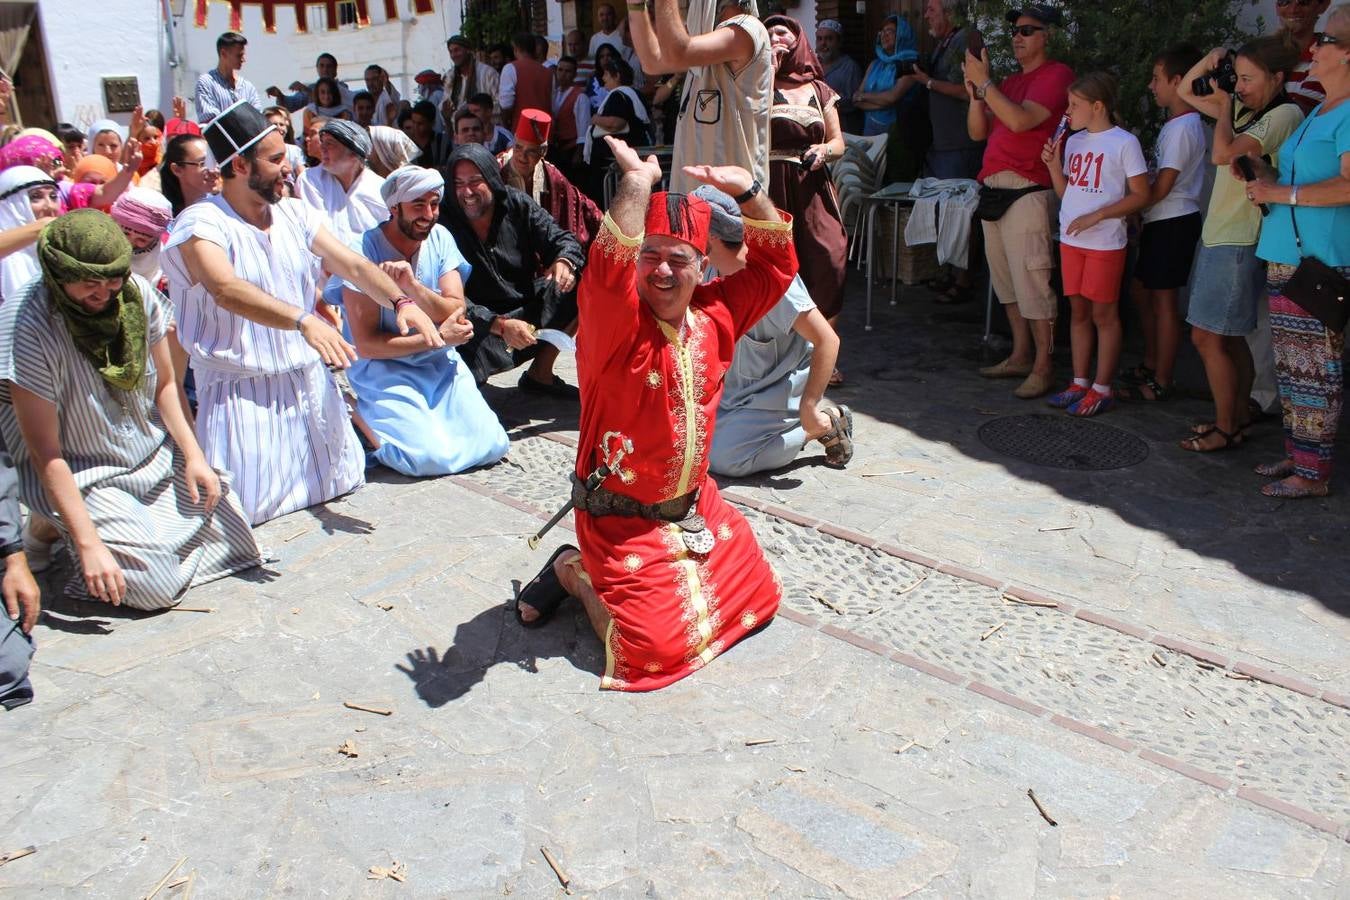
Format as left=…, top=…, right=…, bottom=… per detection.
left=465, top=433, right=1350, bottom=833
left=502, top=273, right=1350, bottom=693
left=4, top=474, right=1348, bottom=898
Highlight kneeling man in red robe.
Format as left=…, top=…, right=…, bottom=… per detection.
left=517, top=136, right=799, bottom=691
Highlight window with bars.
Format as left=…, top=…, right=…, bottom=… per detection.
left=306, top=0, right=360, bottom=31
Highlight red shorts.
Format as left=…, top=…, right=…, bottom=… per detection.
left=1060, top=244, right=1127, bottom=303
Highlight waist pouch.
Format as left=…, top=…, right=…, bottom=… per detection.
left=977, top=184, right=1048, bottom=222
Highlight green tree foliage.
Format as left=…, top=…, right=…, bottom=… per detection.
left=968, top=0, right=1263, bottom=144
left=462, top=0, right=529, bottom=52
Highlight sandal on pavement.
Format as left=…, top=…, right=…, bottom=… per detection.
left=1117, top=378, right=1171, bottom=402
left=819, top=405, right=854, bottom=468
left=1261, top=477, right=1330, bottom=499
left=1120, top=365, right=1154, bottom=385
left=518, top=372, right=581, bottom=401
left=1255, top=459, right=1297, bottom=478
left=979, top=358, right=1034, bottom=379
left=515, top=544, right=578, bottom=629
left=1068, top=387, right=1115, bottom=417
left=1179, top=427, right=1243, bottom=453
left=828, top=368, right=845, bottom=387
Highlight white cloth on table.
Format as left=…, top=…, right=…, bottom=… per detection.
left=0, top=276, right=261, bottom=608
left=297, top=166, right=388, bottom=247
left=162, top=196, right=364, bottom=524
left=903, top=177, right=981, bottom=268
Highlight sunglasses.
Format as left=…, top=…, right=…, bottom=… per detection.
left=1275, top=0, right=1318, bottom=6
left=1313, top=33, right=1341, bottom=45
left=1010, top=24, right=1047, bottom=36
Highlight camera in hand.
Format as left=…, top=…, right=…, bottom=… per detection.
left=800, top=150, right=820, bottom=170
left=1192, top=51, right=1238, bottom=97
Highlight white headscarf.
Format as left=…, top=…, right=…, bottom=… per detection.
left=86, top=118, right=125, bottom=152
left=368, top=126, right=419, bottom=176
left=0, top=166, right=58, bottom=302
left=380, top=165, right=444, bottom=209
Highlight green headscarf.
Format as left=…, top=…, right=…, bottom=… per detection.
left=36, top=209, right=147, bottom=392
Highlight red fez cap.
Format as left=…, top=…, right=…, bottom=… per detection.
left=644, top=192, right=712, bottom=254
left=514, top=109, right=552, bottom=145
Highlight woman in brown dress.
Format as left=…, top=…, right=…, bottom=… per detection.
left=765, top=15, right=848, bottom=380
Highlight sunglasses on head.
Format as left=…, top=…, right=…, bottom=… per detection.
left=1313, top=33, right=1341, bottom=45
left=1275, top=0, right=1318, bottom=7
left=1010, top=24, right=1047, bottom=36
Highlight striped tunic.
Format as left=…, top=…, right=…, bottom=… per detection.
left=163, top=196, right=365, bottom=525
left=0, top=276, right=262, bottom=610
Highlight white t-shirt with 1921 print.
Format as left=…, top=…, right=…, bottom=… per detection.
left=1058, top=125, right=1148, bottom=251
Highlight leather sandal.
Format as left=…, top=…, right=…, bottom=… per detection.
left=1254, top=459, right=1297, bottom=478
left=515, top=544, right=578, bottom=629
left=1261, top=478, right=1330, bottom=499
left=819, top=405, right=854, bottom=468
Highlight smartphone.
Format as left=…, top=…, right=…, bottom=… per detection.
left=966, top=28, right=984, bottom=59
left=1235, top=157, right=1270, bottom=217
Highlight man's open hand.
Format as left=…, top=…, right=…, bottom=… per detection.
left=605, top=135, right=662, bottom=185
left=680, top=163, right=753, bottom=200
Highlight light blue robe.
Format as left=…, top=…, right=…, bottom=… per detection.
left=708, top=276, right=816, bottom=478
left=327, top=224, right=509, bottom=477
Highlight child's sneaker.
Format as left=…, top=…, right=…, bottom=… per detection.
left=1047, top=383, right=1087, bottom=409
left=1069, top=387, right=1116, bottom=417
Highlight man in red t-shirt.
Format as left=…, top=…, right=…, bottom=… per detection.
left=963, top=4, right=1074, bottom=399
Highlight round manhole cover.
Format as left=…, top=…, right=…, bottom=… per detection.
left=977, top=414, right=1149, bottom=470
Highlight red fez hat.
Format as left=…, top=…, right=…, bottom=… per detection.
left=514, top=109, right=552, bottom=145
left=644, top=192, right=712, bottom=254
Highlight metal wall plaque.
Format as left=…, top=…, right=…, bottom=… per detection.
left=102, top=77, right=140, bottom=113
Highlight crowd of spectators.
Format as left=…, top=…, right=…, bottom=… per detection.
left=0, top=0, right=1347, bottom=707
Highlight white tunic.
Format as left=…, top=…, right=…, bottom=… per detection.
left=162, top=196, right=364, bottom=525
left=297, top=166, right=388, bottom=247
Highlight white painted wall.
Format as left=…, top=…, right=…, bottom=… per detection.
left=173, top=1, right=463, bottom=120
left=38, top=0, right=173, bottom=131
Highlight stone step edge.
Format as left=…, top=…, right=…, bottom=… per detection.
left=529, top=431, right=1346, bottom=713
left=449, top=465, right=1350, bottom=844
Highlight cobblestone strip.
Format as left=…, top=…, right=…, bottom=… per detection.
left=467, top=434, right=1350, bottom=840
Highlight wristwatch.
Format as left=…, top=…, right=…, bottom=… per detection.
left=976, top=78, right=993, bottom=100
left=1290, top=185, right=1299, bottom=207
left=926, top=78, right=935, bottom=91
left=734, top=179, right=762, bottom=204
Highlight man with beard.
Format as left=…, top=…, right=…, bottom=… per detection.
left=442, top=35, right=500, bottom=125
left=500, top=109, right=602, bottom=246
left=440, top=143, right=585, bottom=395
left=297, top=119, right=388, bottom=247
left=163, top=101, right=443, bottom=524
left=513, top=137, right=797, bottom=692
left=326, top=165, right=509, bottom=476
left=627, top=0, right=773, bottom=191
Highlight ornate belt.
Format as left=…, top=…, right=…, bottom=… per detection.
left=570, top=475, right=715, bottom=553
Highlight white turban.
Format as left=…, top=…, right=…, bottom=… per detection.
left=380, top=165, right=445, bottom=209
left=369, top=126, right=419, bottom=175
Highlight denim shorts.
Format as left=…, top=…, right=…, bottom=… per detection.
left=1185, top=242, right=1267, bottom=337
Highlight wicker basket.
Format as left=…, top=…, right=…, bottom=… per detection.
left=870, top=205, right=940, bottom=285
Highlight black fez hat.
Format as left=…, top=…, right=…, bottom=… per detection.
left=202, top=99, right=277, bottom=166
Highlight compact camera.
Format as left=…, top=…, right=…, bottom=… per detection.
left=1192, top=51, right=1238, bottom=97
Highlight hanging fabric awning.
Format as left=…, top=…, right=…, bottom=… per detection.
left=194, top=0, right=434, bottom=34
